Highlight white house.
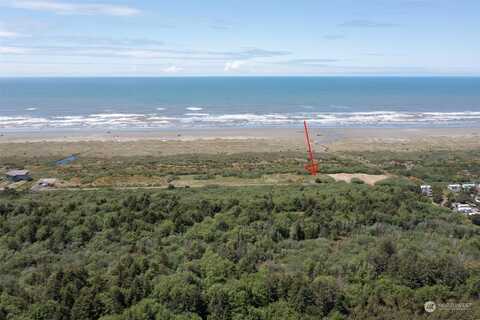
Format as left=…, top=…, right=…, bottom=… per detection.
left=456, top=203, right=474, bottom=215
left=6, top=170, right=32, bottom=182
left=462, top=183, right=477, bottom=191
left=420, top=185, right=432, bottom=196
left=448, top=184, right=462, bottom=193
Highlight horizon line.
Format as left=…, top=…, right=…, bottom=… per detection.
left=1, top=74, right=480, bottom=78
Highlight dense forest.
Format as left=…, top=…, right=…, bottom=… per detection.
left=0, top=178, right=479, bottom=319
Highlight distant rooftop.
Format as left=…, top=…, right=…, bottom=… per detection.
left=6, top=170, right=30, bottom=176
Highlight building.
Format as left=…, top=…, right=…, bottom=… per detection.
left=6, top=170, right=32, bottom=182
left=448, top=184, right=462, bottom=193
left=420, top=185, right=432, bottom=196
left=455, top=203, right=474, bottom=215
left=462, top=183, right=477, bottom=191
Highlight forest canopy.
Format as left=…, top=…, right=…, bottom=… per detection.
left=0, top=180, right=479, bottom=319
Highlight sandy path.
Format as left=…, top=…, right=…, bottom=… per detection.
left=328, top=173, right=389, bottom=185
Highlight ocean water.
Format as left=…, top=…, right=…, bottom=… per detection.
left=1, top=77, right=479, bottom=130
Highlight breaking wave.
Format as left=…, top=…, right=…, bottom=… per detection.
left=1, top=111, right=480, bottom=130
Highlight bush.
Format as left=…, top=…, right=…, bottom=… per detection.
left=350, top=178, right=365, bottom=184
left=315, top=175, right=335, bottom=184
left=470, top=214, right=480, bottom=226
left=194, top=174, right=215, bottom=181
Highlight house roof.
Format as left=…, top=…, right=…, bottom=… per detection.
left=6, top=170, right=30, bottom=176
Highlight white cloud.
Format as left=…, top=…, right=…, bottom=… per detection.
left=224, top=60, right=246, bottom=72
left=0, top=30, right=19, bottom=37
left=163, top=65, right=183, bottom=73
left=338, top=19, right=398, bottom=28
left=0, top=46, right=28, bottom=54
left=120, top=50, right=161, bottom=59
left=3, top=0, right=140, bottom=16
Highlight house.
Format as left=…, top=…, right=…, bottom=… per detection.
left=455, top=203, right=474, bottom=215
left=448, top=184, right=462, bottom=193
left=420, top=185, right=432, bottom=196
left=6, top=170, right=32, bottom=182
left=462, top=183, right=477, bottom=191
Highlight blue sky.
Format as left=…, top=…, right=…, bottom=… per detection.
left=0, top=0, right=479, bottom=76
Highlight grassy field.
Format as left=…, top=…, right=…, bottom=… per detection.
left=2, top=127, right=480, bottom=192
left=2, top=148, right=478, bottom=191
left=0, top=149, right=387, bottom=191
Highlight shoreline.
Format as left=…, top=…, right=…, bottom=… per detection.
left=2, top=111, right=480, bottom=131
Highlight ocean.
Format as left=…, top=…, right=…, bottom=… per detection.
left=1, top=77, right=480, bottom=130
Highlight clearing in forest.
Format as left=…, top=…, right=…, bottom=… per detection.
left=327, top=173, right=389, bottom=185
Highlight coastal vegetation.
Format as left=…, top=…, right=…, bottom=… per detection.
left=0, top=151, right=383, bottom=191
left=1, top=144, right=480, bottom=319
left=0, top=177, right=479, bottom=319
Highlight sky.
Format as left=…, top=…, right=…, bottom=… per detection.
left=0, top=0, right=479, bottom=76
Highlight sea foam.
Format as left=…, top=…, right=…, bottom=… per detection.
left=1, top=111, right=480, bottom=130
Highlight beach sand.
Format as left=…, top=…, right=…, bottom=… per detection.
left=0, top=127, right=479, bottom=159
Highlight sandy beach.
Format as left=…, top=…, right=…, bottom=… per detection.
left=0, top=127, right=479, bottom=159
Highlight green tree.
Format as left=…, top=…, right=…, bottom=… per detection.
left=207, top=285, right=232, bottom=320
left=155, top=273, right=206, bottom=315
left=30, top=301, right=63, bottom=320
left=200, top=250, right=235, bottom=287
